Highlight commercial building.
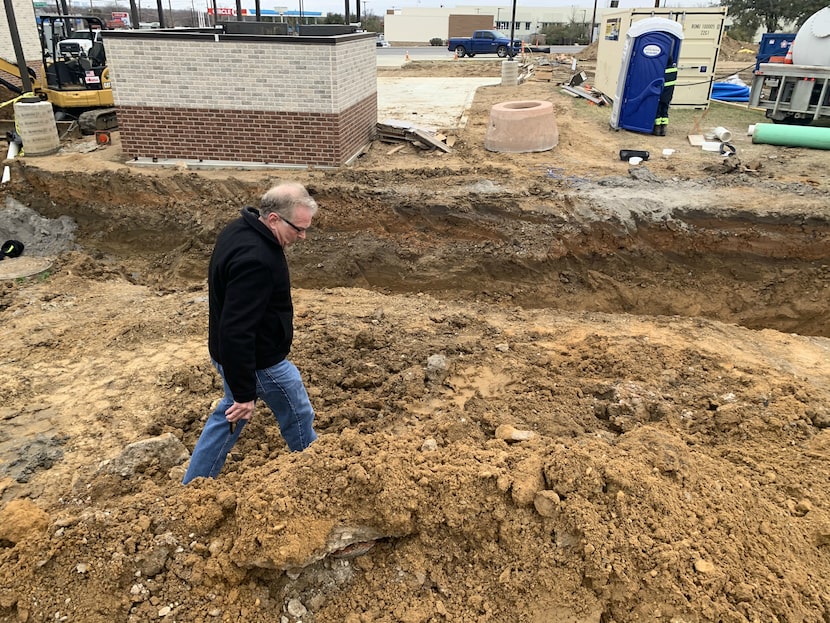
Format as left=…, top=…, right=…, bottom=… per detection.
left=383, top=5, right=606, bottom=45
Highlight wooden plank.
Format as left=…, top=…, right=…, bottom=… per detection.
left=386, top=143, right=407, bottom=155
left=410, top=128, right=452, bottom=153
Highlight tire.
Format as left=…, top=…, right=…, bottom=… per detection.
left=454, top=45, right=466, bottom=58
left=468, top=53, right=476, bottom=57
left=497, top=45, right=508, bottom=58
left=771, top=115, right=812, bottom=126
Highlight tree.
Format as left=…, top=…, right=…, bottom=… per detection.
left=539, top=20, right=589, bottom=45
left=720, top=0, right=827, bottom=33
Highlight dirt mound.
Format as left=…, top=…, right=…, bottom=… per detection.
left=576, top=40, right=598, bottom=61
left=717, top=33, right=759, bottom=63
left=1, top=264, right=829, bottom=622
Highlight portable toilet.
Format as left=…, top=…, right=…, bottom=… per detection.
left=596, top=7, right=726, bottom=109
left=610, top=17, right=683, bottom=134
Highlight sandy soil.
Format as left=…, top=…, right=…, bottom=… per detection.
left=0, top=49, right=829, bottom=623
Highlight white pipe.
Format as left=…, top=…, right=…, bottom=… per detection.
left=713, top=126, right=732, bottom=142
left=6, top=141, right=19, bottom=160
left=2, top=142, right=20, bottom=184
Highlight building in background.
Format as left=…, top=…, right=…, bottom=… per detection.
left=383, top=5, right=605, bottom=45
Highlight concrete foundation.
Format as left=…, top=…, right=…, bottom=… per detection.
left=484, top=100, right=559, bottom=153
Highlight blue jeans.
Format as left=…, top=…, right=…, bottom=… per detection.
left=182, top=359, right=317, bottom=484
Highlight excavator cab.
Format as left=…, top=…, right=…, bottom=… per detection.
left=35, top=15, right=116, bottom=132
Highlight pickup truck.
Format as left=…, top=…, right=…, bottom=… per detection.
left=447, top=30, right=522, bottom=58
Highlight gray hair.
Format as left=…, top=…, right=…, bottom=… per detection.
left=260, top=182, right=318, bottom=220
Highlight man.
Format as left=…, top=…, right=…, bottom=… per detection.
left=182, top=182, right=318, bottom=484
left=653, top=55, right=677, bottom=137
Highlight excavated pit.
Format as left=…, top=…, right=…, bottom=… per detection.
left=3, top=160, right=830, bottom=623
left=7, top=167, right=830, bottom=337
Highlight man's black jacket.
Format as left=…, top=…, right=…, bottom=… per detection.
left=208, top=207, right=293, bottom=402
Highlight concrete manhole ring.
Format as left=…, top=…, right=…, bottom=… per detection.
left=484, top=100, right=559, bottom=153
left=0, top=256, right=54, bottom=280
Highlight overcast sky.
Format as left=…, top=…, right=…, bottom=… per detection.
left=178, top=0, right=708, bottom=18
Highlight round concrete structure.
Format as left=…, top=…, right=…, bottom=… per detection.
left=484, top=100, right=559, bottom=153
left=13, top=100, right=60, bottom=157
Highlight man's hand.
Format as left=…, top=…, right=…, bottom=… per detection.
left=225, top=400, right=255, bottom=423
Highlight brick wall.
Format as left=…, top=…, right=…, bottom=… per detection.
left=103, top=30, right=378, bottom=167
left=0, top=0, right=44, bottom=63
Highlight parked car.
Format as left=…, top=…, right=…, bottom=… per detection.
left=447, top=30, right=522, bottom=58
left=376, top=35, right=391, bottom=47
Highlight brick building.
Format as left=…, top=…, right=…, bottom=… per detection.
left=103, top=28, right=378, bottom=168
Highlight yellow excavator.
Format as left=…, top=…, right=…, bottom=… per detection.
left=0, top=15, right=116, bottom=134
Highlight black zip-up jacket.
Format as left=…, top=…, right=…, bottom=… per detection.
left=208, top=207, right=293, bottom=402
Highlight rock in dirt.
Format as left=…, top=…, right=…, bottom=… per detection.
left=495, top=424, right=536, bottom=442
left=99, top=433, right=189, bottom=478
left=0, top=499, right=50, bottom=545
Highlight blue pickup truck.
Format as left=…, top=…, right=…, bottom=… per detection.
left=447, top=30, right=522, bottom=58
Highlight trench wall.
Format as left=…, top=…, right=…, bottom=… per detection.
left=102, top=30, right=378, bottom=167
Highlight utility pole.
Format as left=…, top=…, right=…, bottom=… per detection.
left=589, top=0, right=597, bottom=44
left=129, top=0, right=139, bottom=28
left=156, top=0, right=165, bottom=27
left=344, top=0, right=349, bottom=25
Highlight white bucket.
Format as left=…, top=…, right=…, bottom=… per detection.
left=13, top=99, right=60, bottom=156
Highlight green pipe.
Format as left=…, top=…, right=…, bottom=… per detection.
left=752, top=123, right=830, bottom=149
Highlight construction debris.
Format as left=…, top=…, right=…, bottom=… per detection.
left=560, top=84, right=612, bottom=106
left=376, top=120, right=453, bottom=153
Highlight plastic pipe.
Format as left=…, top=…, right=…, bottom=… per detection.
left=713, top=126, right=732, bottom=142
left=752, top=123, right=830, bottom=150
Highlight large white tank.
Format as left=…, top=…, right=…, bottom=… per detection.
left=792, top=6, right=830, bottom=66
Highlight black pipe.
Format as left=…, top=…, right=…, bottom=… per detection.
left=129, top=0, right=140, bottom=29
left=508, top=0, right=517, bottom=60
left=156, top=0, right=166, bottom=27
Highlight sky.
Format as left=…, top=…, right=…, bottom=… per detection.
left=171, top=0, right=711, bottom=18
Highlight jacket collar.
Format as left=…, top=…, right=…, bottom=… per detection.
left=241, top=206, right=282, bottom=247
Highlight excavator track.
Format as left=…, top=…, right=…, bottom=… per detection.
left=78, top=108, right=118, bottom=135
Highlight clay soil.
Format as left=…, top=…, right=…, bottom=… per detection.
left=0, top=52, right=829, bottom=623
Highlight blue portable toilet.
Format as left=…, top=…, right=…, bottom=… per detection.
left=610, top=17, right=684, bottom=134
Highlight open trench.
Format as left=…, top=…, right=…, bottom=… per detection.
left=8, top=165, right=830, bottom=338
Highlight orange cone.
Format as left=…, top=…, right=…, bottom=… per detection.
left=784, top=44, right=793, bottom=64
left=453, top=50, right=458, bottom=60
left=405, top=50, right=411, bottom=62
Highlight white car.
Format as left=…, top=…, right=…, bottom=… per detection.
left=376, top=36, right=391, bottom=48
